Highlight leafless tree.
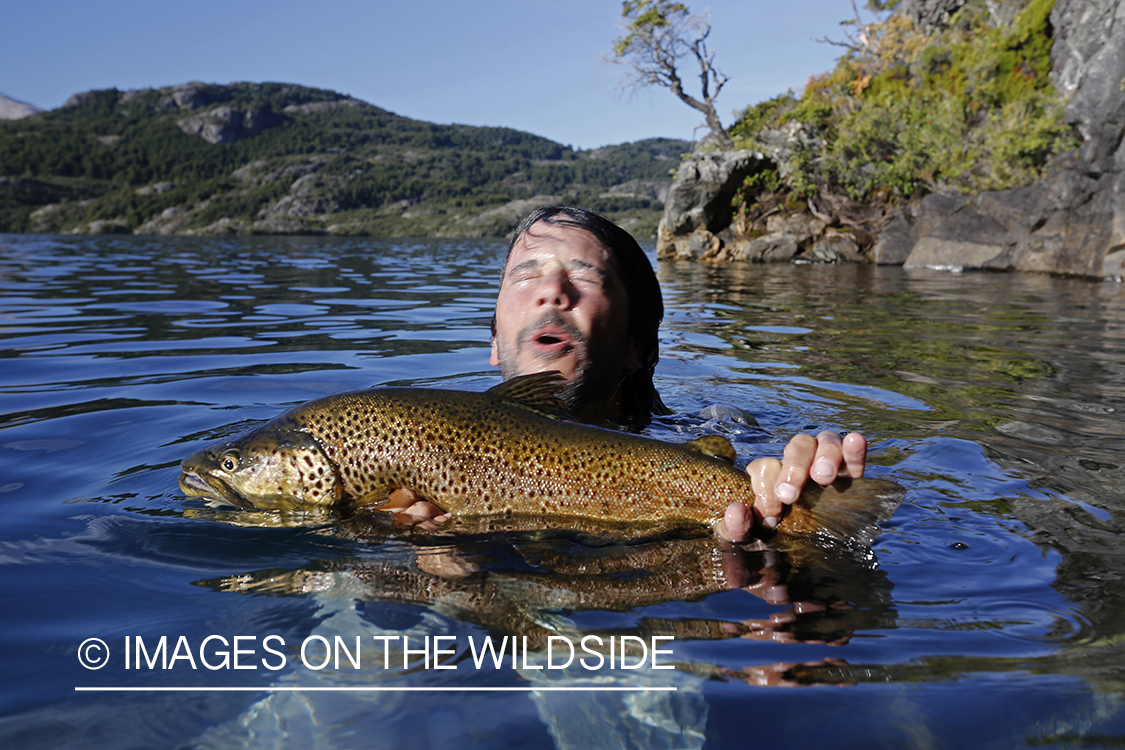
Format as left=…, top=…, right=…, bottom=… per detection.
left=611, top=1, right=735, bottom=149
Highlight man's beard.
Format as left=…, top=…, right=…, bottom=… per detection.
left=498, top=312, right=625, bottom=418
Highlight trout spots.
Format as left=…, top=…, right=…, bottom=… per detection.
left=185, top=385, right=759, bottom=528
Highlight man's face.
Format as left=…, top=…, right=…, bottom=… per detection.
left=491, top=221, right=639, bottom=394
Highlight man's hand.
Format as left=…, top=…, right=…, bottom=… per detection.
left=713, top=431, right=867, bottom=543
left=385, top=488, right=450, bottom=531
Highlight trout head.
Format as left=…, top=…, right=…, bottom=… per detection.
left=178, top=426, right=341, bottom=510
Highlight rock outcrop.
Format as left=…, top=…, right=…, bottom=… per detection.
left=177, top=105, right=284, bottom=145
left=0, top=93, right=41, bottom=120
left=898, top=0, right=1125, bottom=278
left=658, top=0, right=1125, bottom=280
left=655, top=149, right=770, bottom=260
left=896, top=0, right=968, bottom=31
left=656, top=145, right=882, bottom=264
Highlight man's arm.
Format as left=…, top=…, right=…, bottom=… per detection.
left=713, top=431, right=867, bottom=543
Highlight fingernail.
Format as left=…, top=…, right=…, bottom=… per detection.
left=762, top=516, right=779, bottom=529
left=775, top=483, right=798, bottom=503
left=813, top=459, right=835, bottom=480
left=764, top=586, right=788, bottom=604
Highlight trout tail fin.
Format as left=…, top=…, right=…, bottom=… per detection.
left=775, top=477, right=905, bottom=548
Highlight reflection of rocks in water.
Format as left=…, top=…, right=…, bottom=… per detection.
left=984, top=399, right=1125, bottom=664
left=972, top=328, right=1125, bottom=690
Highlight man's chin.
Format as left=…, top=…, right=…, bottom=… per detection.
left=502, top=353, right=581, bottom=382
left=534, top=361, right=579, bottom=380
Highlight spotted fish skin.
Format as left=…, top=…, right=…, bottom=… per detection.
left=179, top=373, right=905, bottom=541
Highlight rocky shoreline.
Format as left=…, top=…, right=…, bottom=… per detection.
left=657, top=0, right=1125, bottom=280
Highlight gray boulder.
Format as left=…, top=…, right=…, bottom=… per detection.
left=807, top=231, right=864, bottom=263
left=656, top=149, right=769, bottom=259
left=719, top=233, right=802, bottom=263
left=871, top=208, right=919, bottom=265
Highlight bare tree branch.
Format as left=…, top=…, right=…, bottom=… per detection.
left=610, top=1, right=734, bottom=149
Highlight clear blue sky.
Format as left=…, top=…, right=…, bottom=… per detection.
left=4, top=0, right=867, bottom=150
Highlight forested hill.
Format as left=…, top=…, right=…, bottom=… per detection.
left=0, top=81, right=689, bottom=237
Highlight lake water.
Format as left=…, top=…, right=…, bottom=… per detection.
left=1, top=233, right=1124, bottom=749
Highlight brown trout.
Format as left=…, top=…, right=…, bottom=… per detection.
left=179, top=372, right=904, bottom=543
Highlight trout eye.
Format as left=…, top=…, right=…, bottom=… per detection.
left=220, top=452, right=240, bottom=472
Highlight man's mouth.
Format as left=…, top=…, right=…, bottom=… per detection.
left=532, top=327, right=574, bottom=351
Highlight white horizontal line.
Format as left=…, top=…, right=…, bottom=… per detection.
left=75, top=686, right=676, bottom=692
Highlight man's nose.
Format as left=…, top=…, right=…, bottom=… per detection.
left=537, top=274, right=576, bottom=308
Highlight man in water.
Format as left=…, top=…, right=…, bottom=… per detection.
left=392, top=206, right=867, bottom=542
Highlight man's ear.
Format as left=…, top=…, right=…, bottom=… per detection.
left=490, top=337, right=500, bottom=367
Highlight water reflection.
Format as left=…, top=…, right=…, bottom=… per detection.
left=661, top=261, right=1125, bottom=701
left=189, top=519, right=895, bottom=667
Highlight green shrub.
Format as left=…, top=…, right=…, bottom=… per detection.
left=727, top=0, right=1077, bottom=202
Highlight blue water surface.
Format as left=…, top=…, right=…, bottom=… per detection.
left=2, top=233, right=1125, bottom=749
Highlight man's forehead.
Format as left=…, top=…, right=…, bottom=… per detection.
left=506, top=222, right=616, bottom=270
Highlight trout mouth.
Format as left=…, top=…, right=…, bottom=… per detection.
left=178, top=469, right=253, bottom=509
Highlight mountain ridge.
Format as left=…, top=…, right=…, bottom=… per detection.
left=0, top=92, right=41, bottom=120
left=0, top=81, right=689, bottom=237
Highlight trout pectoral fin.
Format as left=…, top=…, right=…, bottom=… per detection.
left=354, top=482, right=396, bottom=509
left=684, top=435, right=737, bottom=465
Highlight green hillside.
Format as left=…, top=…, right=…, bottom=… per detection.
left=0, top=82, right=688, bottom=237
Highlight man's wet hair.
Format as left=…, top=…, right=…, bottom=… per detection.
left=499, top=206, right=670, bottom=427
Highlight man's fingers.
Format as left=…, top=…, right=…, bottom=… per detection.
left=809, top=430, right=843, bottom=485
left=713, top=500, right=753, bottom=543
left=393, top=500, right=446, bottom=524
left=775, top=433, right=817, bottom=505
left=841, top=432, right=867, bottom=478
left=386, top=490, right=449, bottom=529
left=384, top=487, right=421, bottom=510
left=748, top=457, right=782, bottom=528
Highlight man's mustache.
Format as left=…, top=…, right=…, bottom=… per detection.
left=518, top=312, right=587, bottom=351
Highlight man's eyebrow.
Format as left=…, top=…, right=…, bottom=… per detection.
left=506, top=258, right=541, bottom=277
left=505, top=258, right=610, bottom=279
left=565, top=259, right=605, bottom=274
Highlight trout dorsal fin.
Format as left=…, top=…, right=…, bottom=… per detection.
left=685, top=434, right=737, bottom=465
left=487, top=371, right=572, bottom=420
